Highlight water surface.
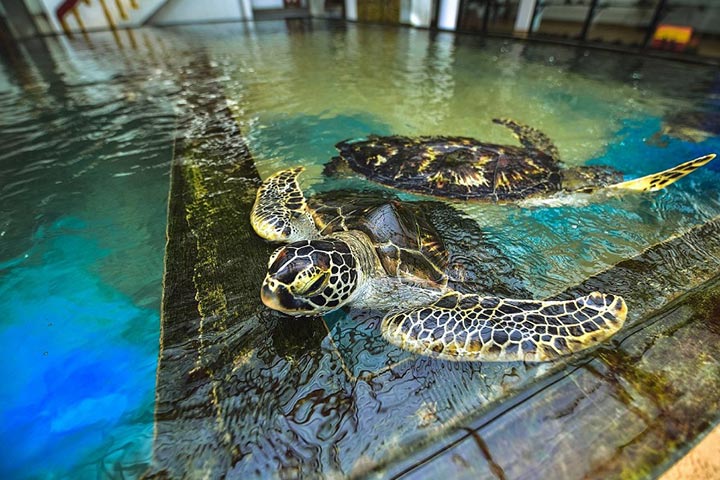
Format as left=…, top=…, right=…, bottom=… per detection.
left=1, top=21, right=719, bottom=479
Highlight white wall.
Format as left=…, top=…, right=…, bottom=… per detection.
left=437, top=0, right=459, bottom=30
left=251, top=0, right=284, bottom=9
left=152, top=0, right=243, bottom=24
left=345, top=0, right=357, bottom=21
left=39, top=0, right=167, bottom=32
left=37, top=0, right=255, bottom=32
left=408, top=0, right=432, bottom=27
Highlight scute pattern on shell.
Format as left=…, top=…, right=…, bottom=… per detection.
left=335, top=135, right=563, bottom=201
left=309, top=191, right=449, bottom=286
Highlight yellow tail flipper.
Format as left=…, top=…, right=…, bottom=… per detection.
left=607, top=154, right=716, bottom=192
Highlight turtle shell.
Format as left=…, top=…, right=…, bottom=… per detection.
left=308, top=191, right=449, bottom=286
left=308, top=190, right=531, bottom=298
left=334, top=135, right=563, bottom=202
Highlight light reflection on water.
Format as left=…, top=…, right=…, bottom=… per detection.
left=0, top=20, right=719, bottom=479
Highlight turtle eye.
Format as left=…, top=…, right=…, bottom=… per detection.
left=292, top=270, right=330, bottom=297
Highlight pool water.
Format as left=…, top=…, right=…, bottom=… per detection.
left=0, top=35, right=176, bottom=478
left=1, top=21, right=719, bottom=479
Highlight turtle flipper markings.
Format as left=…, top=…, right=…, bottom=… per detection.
left=381, top=291, right=627, bottom=362
left=607, top=154, right=716, bottom=192
left=250, top=167, right=318, bottom=243
left=492, top=117, right=560, bottom=159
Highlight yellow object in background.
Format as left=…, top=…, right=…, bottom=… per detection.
left=653, top=24, right=693, bottom=45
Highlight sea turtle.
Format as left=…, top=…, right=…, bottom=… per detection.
left=648, top=110, right=720, bottom=147
left=250, top=167, right=628, bottom=362
left=325, top=118, right=716, bottom=202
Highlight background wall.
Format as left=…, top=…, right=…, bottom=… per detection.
left=541, top=0, right=720, bottom=35
left=152, top=0, right=244, bottom=25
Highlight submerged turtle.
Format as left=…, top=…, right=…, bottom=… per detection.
left=250, top=167, right=628, bottom=362
left=648, top=110, right=720, bottom=147
left=326, top=118, right=716, bottom=202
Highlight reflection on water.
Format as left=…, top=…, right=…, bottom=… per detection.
left=1, top=19, right=719, bottom=479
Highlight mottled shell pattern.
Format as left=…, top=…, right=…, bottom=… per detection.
left=334, top=135, right=562, bottom=202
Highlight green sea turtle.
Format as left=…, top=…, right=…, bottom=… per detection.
left=648, top=110, right=720, bottom=147
left=250, top=167, right=628, bottom=362
left=326, top=118, right=716, bottom=203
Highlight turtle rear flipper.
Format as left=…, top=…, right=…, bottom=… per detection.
left=493, top=118, right=560, bottom=160
left=607, top=153, right=716, bottom=192
left=251, top=167, right=318, bottom=243
left=381, top=291, right=627, bottom=362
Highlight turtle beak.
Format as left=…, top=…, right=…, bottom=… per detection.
left=260, top=277, right=310, bottom=315
left=260, top=280, right=284, bottom=312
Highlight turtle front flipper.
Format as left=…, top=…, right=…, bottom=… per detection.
left=493, top=118, right=560, bottom=159
left=381, top=291, right=627, bottom=362
left=251, top=167, right=318, bottom=242
left=606, top=153, right=716, bottom=192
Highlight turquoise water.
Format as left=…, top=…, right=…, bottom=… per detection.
left=0, top=218, right=157, bottom=477
left=0, top=34, right=174, bottom=478
left=1, top=22, right=720, bottom=479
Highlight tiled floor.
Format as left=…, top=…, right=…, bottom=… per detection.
left=660, top=424, right=720, bottom=479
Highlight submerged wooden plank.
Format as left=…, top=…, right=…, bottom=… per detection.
left=147, top=59, right=332, bottom=478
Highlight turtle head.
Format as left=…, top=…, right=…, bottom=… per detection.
left=261, top=239, right=360, bottom=316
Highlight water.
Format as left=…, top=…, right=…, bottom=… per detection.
left=1, top=21, right=719, bottom=479
left=0, top=35, right=176, bottom=478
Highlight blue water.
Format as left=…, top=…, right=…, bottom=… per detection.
left=0, top=219, right=157, bottom=478
left=0, top=31, right=174, bottom=477
left=587, top=115, right=716, bottom=170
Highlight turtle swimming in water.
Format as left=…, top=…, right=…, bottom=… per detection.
left=325, top=118, right=716, bottom=203
left=648, top=110, right=720, bottom=147
left=250, top=167, right=628, bottom=362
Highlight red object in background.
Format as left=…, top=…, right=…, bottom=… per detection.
left=56, top=0, right=80, bottom=22
left=284, top=0, right=301, bottom=7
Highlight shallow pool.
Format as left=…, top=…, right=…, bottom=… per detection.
left=1, top=20, right=719, bottom=479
